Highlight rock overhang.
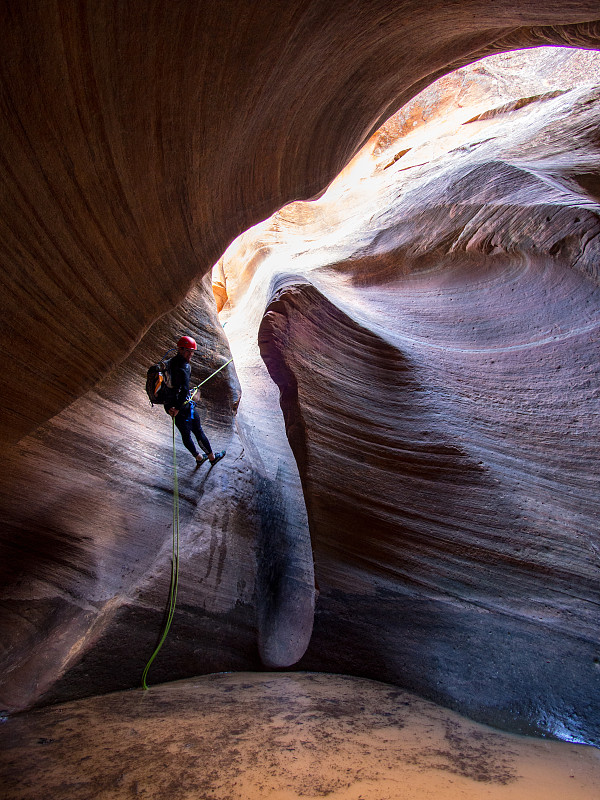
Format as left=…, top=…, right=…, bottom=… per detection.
left=1, top=2, right=600, bottom=748
left=1, top=2, right=600, bottom=441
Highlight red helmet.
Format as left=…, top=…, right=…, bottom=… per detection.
left=177, top=335, right=197, bottom=350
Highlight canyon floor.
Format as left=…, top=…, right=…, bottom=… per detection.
left=1, top=672, right=599, bottom=800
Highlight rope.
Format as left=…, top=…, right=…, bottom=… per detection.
left=140, top=357, right=232, bottom=690
left=141, top=418, right=180, bottom=690
left=187, top=358, right=233, bottom=405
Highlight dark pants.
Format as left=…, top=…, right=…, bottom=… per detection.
left=172, top=403, right=212, bottom=458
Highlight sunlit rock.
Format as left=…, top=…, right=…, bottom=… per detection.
left=218, top=49, right=600, bottom=745
left=1, top=3, right=600, bottom=755
left=2, top=3, right=600, bottom=441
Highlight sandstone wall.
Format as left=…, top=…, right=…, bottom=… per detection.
left=1, top=2, right=600, bottom=747
left=221, top=67, right=600, bottom=745
left=2, top=1, right=600, bottom=441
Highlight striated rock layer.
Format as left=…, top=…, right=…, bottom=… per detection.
left=1, top=3, right=600, bottom=749
left=219, top=51, right=600, bottom=745
left=1, top=2, right=600, bottom=442
left=0, top=273, right=314, bottom=713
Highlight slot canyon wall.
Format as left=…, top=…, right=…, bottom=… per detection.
left=1, top=2, right=600, bottom=746
left=219, top=47, right=600, bottom=744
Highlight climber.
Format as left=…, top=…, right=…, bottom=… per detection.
left=164, top=335, right=226, bottom=467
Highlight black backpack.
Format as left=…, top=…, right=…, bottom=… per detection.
left=145, top=356, right=174, bottom=406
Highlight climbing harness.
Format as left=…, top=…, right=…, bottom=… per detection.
left=141, top=357, right=233, bottom=690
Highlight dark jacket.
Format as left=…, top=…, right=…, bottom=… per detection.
left=164, top=353, right=191, bottom=412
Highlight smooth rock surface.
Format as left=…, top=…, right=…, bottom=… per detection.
left=217, top=49, right=600, bottom=746
left=1, top=3, right=600, bottom=753
left=0, top=274, right=314, bottom=713
left=2, top=2, right=600, bottom=441
left=0, top=277, right=260, bottom=712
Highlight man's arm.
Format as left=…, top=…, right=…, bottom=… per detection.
left=170, top=362, right=191, bottom=414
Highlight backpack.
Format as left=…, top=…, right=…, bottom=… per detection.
left=145, top=356, right=174, bottom=406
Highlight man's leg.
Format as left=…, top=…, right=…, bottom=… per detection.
left=191, top=414, right=212, bottom=456
left=190, top=405, right=225, bottom=465
left=174, top=407, right=200, bottom=459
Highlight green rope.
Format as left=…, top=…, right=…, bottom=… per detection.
left=141, top=418, right=180, bottom=690
left=187, top=358, right=233, bottom=405
left=141, top=357, right=232, bottom=690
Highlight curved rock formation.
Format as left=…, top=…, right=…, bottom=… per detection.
left=0, top=280, right=253, bottom=709
left=1, top=2, right=600, bottom=751
left=1, top=2, right=600, bottom=442
left=0, top=274, right=314, bottom=712
left=219, top=51, right=600, bottom=745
